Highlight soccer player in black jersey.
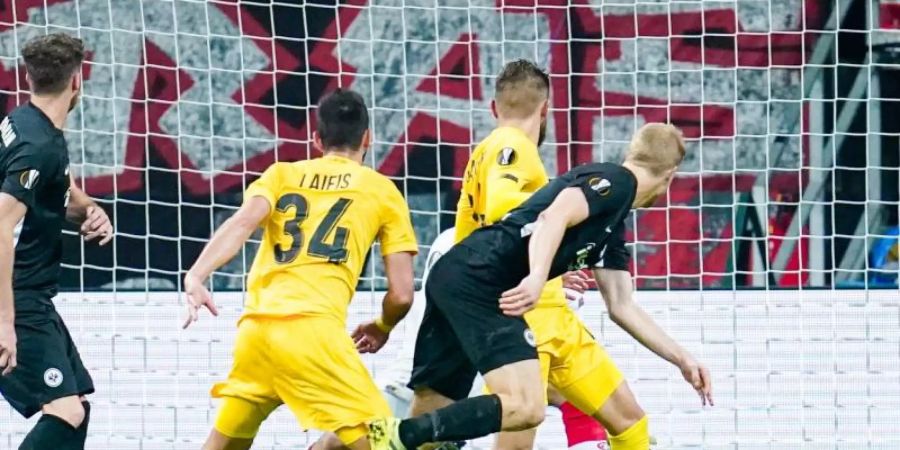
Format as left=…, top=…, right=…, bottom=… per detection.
left=370, top=124, right=712, bottom=450
left=0, top=33, right=113, bottom=450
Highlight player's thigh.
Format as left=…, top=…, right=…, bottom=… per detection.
left=269, top=318, right=390, bottom=438
left=408, top=290, right=477, bottom=402
left=493, top=428, right=538, bottom=450
left=551, top=320, right=624, bottom=416
left=592, top=381, right=645, bottom=436
left=213, top=395, right=279, bottom=441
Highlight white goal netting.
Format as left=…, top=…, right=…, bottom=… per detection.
left=1, top=0, right=899, bottom=449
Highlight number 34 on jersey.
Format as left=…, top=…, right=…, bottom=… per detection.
left=238, top=155, right=418, bottom=321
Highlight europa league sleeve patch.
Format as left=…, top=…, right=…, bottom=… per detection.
left=497, top=147, right=517, bottom=166
left=19, top=169, right=40, bottom=190
left=588, top=176, right=611, bottom=196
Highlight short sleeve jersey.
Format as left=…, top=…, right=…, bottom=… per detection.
left=242, top=155, right=418, bottom=323
left=459, top=162, right=636, bottom=286
left=454, top=127, right=549, bottom=241
left=0, top=103, right=71, bottom=297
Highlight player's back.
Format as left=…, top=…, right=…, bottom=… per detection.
left=243, top=154, right=416, bottom=323
left=455, top=127, right=548, bottom=242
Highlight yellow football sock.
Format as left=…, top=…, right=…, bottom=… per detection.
left=608, top=416, right=650, bottom=450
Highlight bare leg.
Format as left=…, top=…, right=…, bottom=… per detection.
left=409, top=387, right=454, bottom=416
left=202, top=429, right=254, bottom=450
left=591, top=381, right=644, bottom=435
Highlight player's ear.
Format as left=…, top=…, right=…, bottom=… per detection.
left=71, top=71, right=82, bottom=93
left=541, top=99, right=549, bottom=118
left=490, top=100, right=498, bottom=119
left=312, top=131, right=324, bottom=152
left=361, top=129, right=372, bottom=149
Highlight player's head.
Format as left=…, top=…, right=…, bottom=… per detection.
left=314, top=88, right=371, bottom=159
left=492, top=59, right=550, bottom=146
left=624, top=123, right=686, bottom=208
left=22, top=33, right=85, bottom=112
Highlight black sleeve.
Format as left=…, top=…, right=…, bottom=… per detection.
left=1, top=142, right=55, bottom=209
left=593, top=222, right=630, bottom=271
left=566, top=169, right=632, bottom=218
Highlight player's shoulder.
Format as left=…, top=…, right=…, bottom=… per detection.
left=567, top=162, right=637, bottom=199
left=481, top=127, right=538, bottom=166
left=2, top=105, right=57, bottom=150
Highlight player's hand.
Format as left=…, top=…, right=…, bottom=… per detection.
left=0, top=323, right=17, bottom=376
left=352, top=320, right=390, bottom=354
left=81, top=205, right=113, bottom=246
left=499, top=274, right=545, bottom=316
left=562, top=270, right=591, bottom=293
left=182, top=272, right=219, bottom=329
left=679, top=355, right=714, bottom=406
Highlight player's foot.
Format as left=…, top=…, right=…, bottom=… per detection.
left=368, top=417, right=407, bottom=450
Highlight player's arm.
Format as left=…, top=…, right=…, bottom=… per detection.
left=353, top=182, right=418, bottom=353
left=0, top=193, right=25, bottom=375
left=181, top=196, right=271, bottom=329
left=499, top=187, right=589, bottom=316
left=482, top=146, right=546, bottom=224
left=66, top=175, right=113, bottom=245
left=594, top=267, right=713, bottom=406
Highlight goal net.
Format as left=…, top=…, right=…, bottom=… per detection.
left=1, top=0, right=899, bottom=448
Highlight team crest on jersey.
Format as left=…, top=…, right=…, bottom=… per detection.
left=497, top=147, right=517, bottom=166
left=19, top=169, right=40, bottom=190
left=44, top=368, right=64, bottom=388
left=588, top=177, right=611, bottom=196
left=0, top=117, right=16, bottom=147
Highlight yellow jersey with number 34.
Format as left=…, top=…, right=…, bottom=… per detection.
left=242, top=154, right=418, bottom=323
left=455, top=126, right=567, bottom=308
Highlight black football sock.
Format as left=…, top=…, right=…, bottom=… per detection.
left=73, top=401, right=91, bottom=449
left=398, top=394, right=502, bottom=447
left=19, top=413, right=79, bottom=450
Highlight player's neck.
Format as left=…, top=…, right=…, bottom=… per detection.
left=322, top=149, right=363, bottom=164
left=622, top=161, right=657, bottom=208
left=496, top=116, right=541, bottom=146
left=29, top=95, right=71, bottom=130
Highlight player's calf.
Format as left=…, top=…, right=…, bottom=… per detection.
left=19, top=395, right=88, bottom=450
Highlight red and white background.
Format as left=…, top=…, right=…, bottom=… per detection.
left=1, top=0, right=899, bottom=449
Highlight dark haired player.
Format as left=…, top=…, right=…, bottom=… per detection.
left=182, top=89, right=418, bottom=450
left=370, top=124, right=712, bottom=450
left=0, top=33, right=113, bottom=450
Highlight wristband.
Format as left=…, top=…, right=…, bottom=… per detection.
left=374, top=317, right=394, bottom=333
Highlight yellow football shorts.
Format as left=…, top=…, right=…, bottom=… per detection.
left=527, top=305, right=625, bottom=415
left=211, top=316, right=390, bottom=444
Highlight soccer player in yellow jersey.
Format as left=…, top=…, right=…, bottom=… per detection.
left=398, top=60, right=659, bottom=450
left=450, top=61, right=609, bottom=449
left=181, top=89, right=419, bottom=450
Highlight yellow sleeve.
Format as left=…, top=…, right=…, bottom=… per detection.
left=483, top=144, right=547, bottom=223
left=244, top=163, right=286, bottom=210
left=379, top=181, right=419, bottom=255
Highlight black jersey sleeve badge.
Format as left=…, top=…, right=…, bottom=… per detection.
left=497, top=147, right=517, bottom=166
left=19, top=169, right=40, bottom=190
left=588, top=177, right=611, bottom=196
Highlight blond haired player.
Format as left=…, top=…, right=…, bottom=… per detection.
left=370, top=123, right=712, bottom=450
left=182, top=89, right=418, bottom=450
left=409, top=59, right=612, bottom=450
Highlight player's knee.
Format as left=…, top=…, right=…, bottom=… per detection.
left=500, top=394, right=545, bottom=430
left=42, top=397, right=85, bottom=428
left=520, top=397, right=546, bottom=429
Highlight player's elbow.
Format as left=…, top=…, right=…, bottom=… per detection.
left=606, top=296, right=633, bottom=325
left=387, top=283, right=415, bottom=309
